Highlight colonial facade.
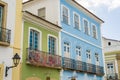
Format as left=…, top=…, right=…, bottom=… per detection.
left=21, top=11, right=61, bottom=80
left=23, top=0, right=104, bottom=80
left=0, top=0, right=22, bottom=80
left=102, top=37, right=120, bottom=80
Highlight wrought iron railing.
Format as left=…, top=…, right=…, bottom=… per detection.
left=62, top=57, right=76, bottom=70
left=62, top=57, right=104, bottom=75
left=96, top=66, right=104, bottom=75
left=26, top=48, right=61, bottom=69
left=107, top=73, right=118, bottom=80
left=0, top=27, right=11, bottom=44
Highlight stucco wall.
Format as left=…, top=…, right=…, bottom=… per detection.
left=0, top=0, right=16, bottom=80
left=21, top=21, right=60, bottom=80
left=23, top=0, right=60, bottom=26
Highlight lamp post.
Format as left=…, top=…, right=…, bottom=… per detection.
left=5, top=53, right=20, bottom=77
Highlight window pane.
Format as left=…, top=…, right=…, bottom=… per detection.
left=29, top=29, right=39, bottom=49
left=63, top=6, right=69, bottom=24
left=84, top=20, right=89, bottom=35
left=48, top=36, right=56, bottom=55
left=92, top=25, right=97, bottom=38
left=0, top=6, right=3, bottom=28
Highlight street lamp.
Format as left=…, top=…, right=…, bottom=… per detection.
left=5, top=53, right=21, bottom=77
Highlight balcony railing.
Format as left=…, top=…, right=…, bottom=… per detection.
left=107, top=73, right=118, bottom=80
left=0, top=27, right=11, bottom=46
left=26, top=48, right=61, bottom=69
left=62, top=57, right=104, bottom=75
left=62, top=57, right=75, bottom=70
left=96, top=66, right=104, bottom=75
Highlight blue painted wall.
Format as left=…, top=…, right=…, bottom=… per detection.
left=60, top=0, right=104, bottom=80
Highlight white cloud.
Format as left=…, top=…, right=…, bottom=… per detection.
left=76, top=0, right=120, bottom=11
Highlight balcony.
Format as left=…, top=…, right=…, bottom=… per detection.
left=106, top=73, right=118, bottom=80
left=62, top=57, right=76, bottom=70
left=86, top=63, right=94, bottom=73
left=26, top=48, right=61, bottom=69
left=0, top=27, right=11, bottom=46
left=76, top=61, right=86, bottom=72
left=96, top=66, right=104, bottom=76
left=62, top=57, right=104, bottom=75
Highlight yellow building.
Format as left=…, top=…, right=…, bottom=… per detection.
left=103, top=37, right=120, bottom=80
left=0, top=0, right=22, bottom=80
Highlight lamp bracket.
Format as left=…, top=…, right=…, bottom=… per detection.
left=5, top=66, right=16, bottom=77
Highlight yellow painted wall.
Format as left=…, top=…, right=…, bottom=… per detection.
left=12, top=0, right=22, bottom=80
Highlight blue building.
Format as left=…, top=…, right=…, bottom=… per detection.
left=23, top=0, right=104, bottom=80
left=60, top=0, right=104, bottom=80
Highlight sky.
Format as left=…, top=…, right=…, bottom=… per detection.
left=23, top=0, right=120, bottom=40
left=76, top=0, right=120, bottom=40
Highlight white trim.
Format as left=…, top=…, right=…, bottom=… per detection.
left=105, top=54, right=116, bottom=58
left=61, top=4, right=70, bottom=25
left=20, top=20, right=24, bottom=62
left=47, top=34, right=58, bottom=55
left=83, top=18, right=90, bottom=35
left=75, top=45, right=82, bottom=61
left=28, top=27, right=42, bottom=50
left=59, top=31, right=61, bottom=56
left=115, top=59, right=119, bottom=74
left=73, top=11, right=81, bottom=30
left=61, top=30, right=102, bottom=49
left=91, top=23, right=98, bottom=39
left=86, top=49, right=91, bottom=63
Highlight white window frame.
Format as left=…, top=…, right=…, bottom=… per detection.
left=47, top=34, right=58, bottom=55
left=76, top=46, right=82, bottom=60
left=64, top=41, right=70, bottom=57
left=73, top=12, right=81, bottom=30
left=61, top=5, right=70, bottom=25
left=95, top=53, right=99, bottom=65
left=91, top=23, right=98, bottom=39
left=28, top=27, right=42, bottom=50
left=83, top=18, right=90, bottom=35
left=86, top=49, right=91, bottom=63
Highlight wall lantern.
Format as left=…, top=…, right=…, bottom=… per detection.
left=5, top=53, right=21, bottom=77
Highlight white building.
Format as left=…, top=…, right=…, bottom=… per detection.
left=102, top=37, right=120, bottom=80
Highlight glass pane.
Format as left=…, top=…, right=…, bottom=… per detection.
left=0, top=6, right=3, bottom=28
left=48, top=36, right=56, bottom=55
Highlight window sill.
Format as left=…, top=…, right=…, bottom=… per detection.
left=0, top=41, right=10, bottom=46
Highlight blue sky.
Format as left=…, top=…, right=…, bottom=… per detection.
left=76, top=0, right=120, bottom=40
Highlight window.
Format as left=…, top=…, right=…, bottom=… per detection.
left=92, top=24, right=97, bottom=39
left=95, top=53, right=99, bottom=62
left=108, top=42, right=111, bottom=46
left=62, top=5, right=69, bottom=24
left=107, top=63, right=114, bottom=74
left=0, top=1, right=7, bottom=29
left=76, top=46, right=81, bottom=56
left=48, top=36, right=56, bottom=55
left=73, top=12, right=80, bottom=30
left=0, top=6, right=3, bottom=28
left=86, top=50, right=91, bottom=59
left=83, top=19, right=89, bottom=35
left=29, top=29, right=39, bottom=50
left=64, top=42, right=70, bottom=53
left=38, top=7, right=46, bottom=19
